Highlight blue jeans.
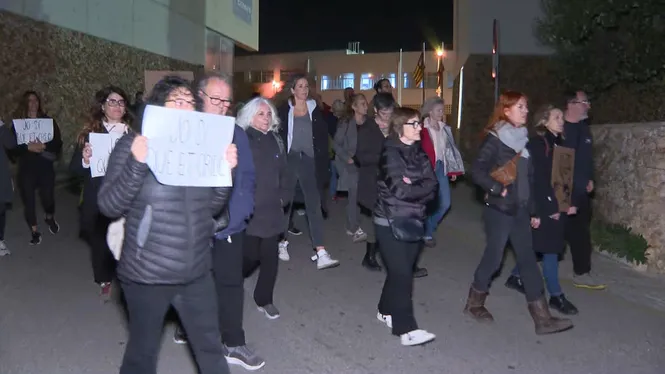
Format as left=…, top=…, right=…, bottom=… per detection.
left=511, top=253, right=562, bottom=296
left=329, top=160, right=338, bottom=198
left=425, top=161, right=451, bottom=238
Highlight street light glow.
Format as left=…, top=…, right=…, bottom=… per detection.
left=436, top=49, right=444, bottom=57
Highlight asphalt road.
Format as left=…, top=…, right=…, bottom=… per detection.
left=1, top=182, right=663, bottom=374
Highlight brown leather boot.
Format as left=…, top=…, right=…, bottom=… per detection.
left=463, top=287, right=494, bottom=322
left=528, top=297, right=574, bottom=335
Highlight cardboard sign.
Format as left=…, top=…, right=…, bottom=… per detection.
left=141, top=105, right=234, bottom=187
left=89, top=133, right=124, bottom=178
left=551, top=146, right=575, bottom=212
left=12, top=118, right=54, bottom=145
left=144, top=70, right=194, bottom=96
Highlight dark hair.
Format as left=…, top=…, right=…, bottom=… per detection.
left=562, top=90, right=579, bottom=107
left=287, top=73, right=310, bottom=104
left=78, top=86, right=133, bottom=145
left=373, top=92, right=396, bottom=112
left=373, top=78, right=390, bottom=93
left=390, top=107, right=420, bottom=137
left=13, top=90, right=46, bottom=118
left=145, top=75, right=200, bottom=108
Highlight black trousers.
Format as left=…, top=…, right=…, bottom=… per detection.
left=211, top=232, right=246, bottom=347
left=0, top=203, right=7, bottom=240
left=375, top=224, right=420, bottom=336
left=473, top=207, right=544, bottom=302
left=119, top=274, right=230, bottom=374
left=565, top=198, right=593, bottom=275
left=243, top=234, right=279, bottom=307
left=82, top=213, right=116, bottom=284
left=18, top=167, right=55, bottom=228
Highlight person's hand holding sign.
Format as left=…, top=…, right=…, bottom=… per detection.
left=27, top=140, right=45, bottom=153
left=82, top=142, right=93, bottom=166
left=226, top=144, right=238, bottom=170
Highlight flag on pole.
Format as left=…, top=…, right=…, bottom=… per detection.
left=412, top=51, right=425, bottom=87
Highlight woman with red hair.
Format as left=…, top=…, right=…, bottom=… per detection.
left=463, top=91, right=573, bottom=335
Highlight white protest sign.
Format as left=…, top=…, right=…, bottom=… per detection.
left=142, top=105, right=234, bottom=187
left=12, top=118, right=54, bottom=145
left=89, top=133, right=124, bottom=178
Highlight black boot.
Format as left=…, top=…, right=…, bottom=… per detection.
left=504, top=275, right=526, bottom=295
left=362, top=242, right=382, bottom=271
left=549, top=294, right=579, bottom=315
left=413, top=265, right=428, bottom=278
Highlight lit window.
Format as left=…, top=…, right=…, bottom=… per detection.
left=360, top=73, right=374, bottom=90
left=320, top=75, right=331, bottom=91
left=340, top=73, right=354, bottom=90
left=403, top=73, right=409, bottom=89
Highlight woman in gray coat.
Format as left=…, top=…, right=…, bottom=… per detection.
left=333, top=93, right=369, bottom=243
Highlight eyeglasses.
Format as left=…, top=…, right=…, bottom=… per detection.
left=165, top=98, right=197, bottom=107
left=106, top=99, right=126, bottom=107
left=404, top=121, right=423, bottom=128
left=202, top=91, right=232, bottom=106
left=572, top=100, right=591, bottom=105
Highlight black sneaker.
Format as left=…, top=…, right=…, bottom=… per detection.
left=45, top=217, right=60, bottom=234
left=173, top=326, right=188, bottom=344
left=224, top=344, right=266, bottom=371
left=504, top=275, right=526, bottom=295
left=413, top=266, right=428, bottom=278
left=288, top=226, right=302, bottom=236
left=30, top=232, right=42, bottom=245
left=549, top=294, right=579, bottom=315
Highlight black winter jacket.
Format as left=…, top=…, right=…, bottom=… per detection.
left=471, top=133, right=535, bottom=216
left=245, top=127, right=291, bottom=238
left=373, top=136, right=438, bottom=222
left=97, top=133, right=232, bottom=285
left=355, top=118, right=386, bottom=210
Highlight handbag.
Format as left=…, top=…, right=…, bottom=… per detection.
left=106, top=217, right=126, bottom=261
left=389, top=216, right=425, bottom=242
left=490, top=152, right=521, bottom=186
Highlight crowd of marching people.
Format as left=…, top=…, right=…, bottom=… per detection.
left=0, top=71, right=605, bottom=373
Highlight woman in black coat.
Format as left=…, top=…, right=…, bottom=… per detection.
left=70, top=86, right=132, bottom=297
left=0, top=118, right=17, bottom=256
left=505, top=105, right=579, bottom=315
left=355, top=93, right=394, bottom=271
left=372, top=107, right=438, bottom=346
left=11, top=91, right=63, bottom=245
left=465, top=91, right=573, bottom=336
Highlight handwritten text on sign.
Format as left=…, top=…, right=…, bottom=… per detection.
left=141, top=105, right=234, bottom=187
left=12, top=118, right=54, bottom=145
left=89, top=133, right=124, bottom=178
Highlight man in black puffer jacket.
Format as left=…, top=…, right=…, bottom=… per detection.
left=98, top=76, right=236, bottom=374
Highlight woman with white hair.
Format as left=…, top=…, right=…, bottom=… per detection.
left=237, top=97, right=291, bottom=319
left=420, top=97, right=465, bottom=248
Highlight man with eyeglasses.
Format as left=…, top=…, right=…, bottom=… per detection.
left=173, top=73, right=264, bottom=371
left=562, top=90, right=606, bottom=290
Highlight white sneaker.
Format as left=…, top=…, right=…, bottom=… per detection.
left=278, top=241, right=290, bottom=261
left=0, top=240, right=9, bottom=256
left=315, top=249, right=339, bottom=270
left=352, top=228, right=368, bottom=243
left=400, top=329, right=436, bottom=346
left=377, top=312, right=393, bottom=328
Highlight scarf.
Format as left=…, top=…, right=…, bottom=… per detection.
left=495, top=122, right=529, bottom=158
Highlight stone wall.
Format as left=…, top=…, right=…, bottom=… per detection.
left=0, top=10, right=203, bottom=170
left=451, top=54, right=665, bottom=161
left=591, top=123, right=665, bottom=273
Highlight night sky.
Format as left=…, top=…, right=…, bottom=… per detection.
left=237, top=0, right=454, bottom=55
